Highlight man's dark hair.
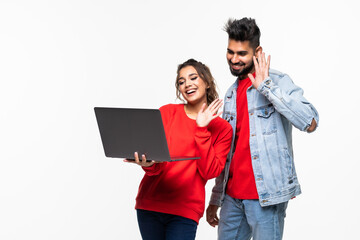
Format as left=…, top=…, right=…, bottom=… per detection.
left=224, top=17, right=261, bottom=50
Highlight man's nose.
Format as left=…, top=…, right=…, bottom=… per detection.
left=231, top=54, right=240, bottom=64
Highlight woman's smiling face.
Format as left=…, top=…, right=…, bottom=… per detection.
left=177, top=66, right=208, bottom=106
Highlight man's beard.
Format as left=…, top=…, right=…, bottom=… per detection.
left=229, top=60, right=254, bottom=79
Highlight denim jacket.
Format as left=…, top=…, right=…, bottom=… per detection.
left=210, top=69, right=319, bottom=207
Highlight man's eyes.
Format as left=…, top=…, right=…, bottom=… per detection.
left=228, top=51, right=247, bottom=56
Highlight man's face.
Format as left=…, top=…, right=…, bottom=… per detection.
left=226, top=39, right=257, bottom=79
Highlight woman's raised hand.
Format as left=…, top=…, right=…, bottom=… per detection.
left=196, top=99, right=223, bottom=127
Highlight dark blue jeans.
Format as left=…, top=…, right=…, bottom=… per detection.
left=137, top=209, right=198, bottom=240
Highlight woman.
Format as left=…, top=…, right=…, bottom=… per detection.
left=125, top=59, right=232, bottom=240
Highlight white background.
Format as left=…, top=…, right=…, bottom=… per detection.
left=0, top=0, right=359, bottom=239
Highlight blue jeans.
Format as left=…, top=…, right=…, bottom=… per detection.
left=137, top=209, right=197, bottom=240
left=218, top=194, right=288, bottom=240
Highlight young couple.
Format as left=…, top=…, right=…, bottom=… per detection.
left=125, top=17, right=319, bottom=240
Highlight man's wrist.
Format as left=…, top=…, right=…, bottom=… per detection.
left=258, top=77, right=273, bottom=94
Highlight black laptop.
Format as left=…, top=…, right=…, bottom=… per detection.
left=94, top=107, right=200, bottom=162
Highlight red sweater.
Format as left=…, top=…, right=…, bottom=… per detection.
left=135, top=104, right=232, bottom=223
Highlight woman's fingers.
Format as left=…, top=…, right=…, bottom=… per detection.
left=207, top=98, right=220, bottom=109
left=210, top=100, right=223, bottom=114
left=123, top=152, right=155, bottom=167
left=199, top=102, right=207, bottom=113
left=208, top=99, right=223, bottom=113
left=141, top=154, right=147, bottom=164
left=134, top=152, right=140, bottom=164
left=214, top=100, right=223, bottom=111
left=211, top=111, right=223, bottom=121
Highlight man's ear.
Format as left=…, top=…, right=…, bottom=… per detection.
left=255, top=46, right=262, bottom=58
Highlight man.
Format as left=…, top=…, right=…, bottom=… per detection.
left=206, top=17, right=319, bottom=240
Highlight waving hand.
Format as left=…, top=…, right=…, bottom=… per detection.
left=196, top=99, right=223, bottom=127
left=248, top=52, right=270, bottom=89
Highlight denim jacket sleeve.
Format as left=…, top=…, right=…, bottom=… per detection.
left=209, top=166, right=226, bottom=206
left=209, top=89, right=236, bottom=206
left=257, top=71, right=319, bottom=132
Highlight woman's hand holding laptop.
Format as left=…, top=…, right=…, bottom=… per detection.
left=123, top=152, right=156, bottom=167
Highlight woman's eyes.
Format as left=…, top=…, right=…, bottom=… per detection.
left=178, top=76, right=197, bottom=85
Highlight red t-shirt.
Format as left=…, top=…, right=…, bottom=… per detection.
left=226, top=75, right=259, bottom=200
left=135, top=104, right=232, bottom=223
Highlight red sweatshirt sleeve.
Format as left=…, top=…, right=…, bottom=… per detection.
left=142, top=162, right=168, bottom=176
left=194, top=119, right=233, bottom=180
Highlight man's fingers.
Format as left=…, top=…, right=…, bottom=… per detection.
left=248, top=73, right=255, bottom=83
left=266, top=55, right=271, bottom=75
left=211, top=219, right=219, bottom=227
left=253, top=56, right=259, bottom=69
left=208, top=217, right=219, bottom=227
left=258, top=52, right=263, bottom=67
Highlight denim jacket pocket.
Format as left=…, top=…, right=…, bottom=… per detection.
left=256, top=105, right=276, bottom=135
